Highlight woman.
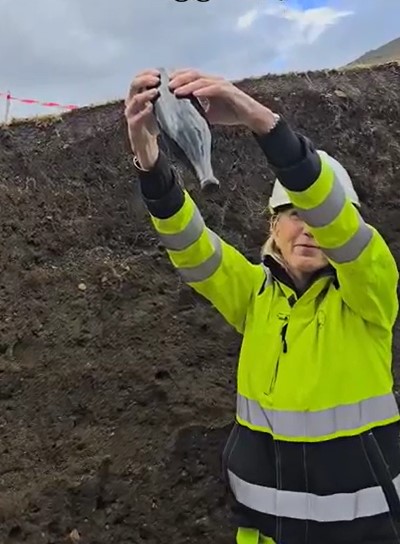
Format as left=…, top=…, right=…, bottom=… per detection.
left=124, top=68, right=400, bottom=544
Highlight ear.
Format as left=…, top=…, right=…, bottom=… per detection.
left=270, top=214, right=280, bottom=237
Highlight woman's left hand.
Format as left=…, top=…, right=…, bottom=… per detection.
left=168, top=68, right=278, bottom=134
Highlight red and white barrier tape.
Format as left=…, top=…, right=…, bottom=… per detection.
left=0, top=91, right=78, bottom=110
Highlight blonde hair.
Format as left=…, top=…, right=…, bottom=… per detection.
left=260, top=212, right=288, bottom=269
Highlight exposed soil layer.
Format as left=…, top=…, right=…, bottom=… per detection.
left=0, top=63, right=399, bottom=544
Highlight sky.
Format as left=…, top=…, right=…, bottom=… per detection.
left=0, top=0, right=399, bottom=120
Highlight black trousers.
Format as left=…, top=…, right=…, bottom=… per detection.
left=223, top=422, right=400, bottom=544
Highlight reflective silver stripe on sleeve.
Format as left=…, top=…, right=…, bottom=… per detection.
left=297, top=174, right=346, bottom=228
left=322, top=219, right=373, bottom=263
left=178, top=229, right=222, bottom=283
left=158, top=206, right=205, bottom=251
left=237, top=392, right=399, bottom=438
left=228, top=470, right=400, bottom=521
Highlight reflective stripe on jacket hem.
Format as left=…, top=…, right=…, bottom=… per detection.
left=237, top=393, right=400, bottom=440
left=228, top=469, right=400, bottom=522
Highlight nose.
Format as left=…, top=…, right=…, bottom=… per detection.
left=301, top=223, right=314, bottom=238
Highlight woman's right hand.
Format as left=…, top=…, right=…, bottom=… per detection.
left=125, top=69, right=161, bottom=170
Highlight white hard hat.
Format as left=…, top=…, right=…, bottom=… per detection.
left=268, top=150, right=360, bottom=213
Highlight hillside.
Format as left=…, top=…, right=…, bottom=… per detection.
left=347, top=36, right=400, bottom=66
left=0, top=62, right=399, bottom=544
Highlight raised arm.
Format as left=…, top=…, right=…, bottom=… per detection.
left=255, top=119, right=399, bottom=327
left=134, top=150, right=264, bottom=334
left=124, top=68, right=281, bottom=334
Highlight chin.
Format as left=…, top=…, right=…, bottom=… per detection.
left=292, top=256, right=326, bottom=273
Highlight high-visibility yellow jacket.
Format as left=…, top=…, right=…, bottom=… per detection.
left=150, top=156, right=399, bottom=442
left=137, top=120, right=400, bottom=541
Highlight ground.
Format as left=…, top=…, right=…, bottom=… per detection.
left=0, top=63, right=399, bottom=544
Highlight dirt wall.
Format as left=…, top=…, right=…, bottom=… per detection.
left=0, top=63, right=399, bottom=544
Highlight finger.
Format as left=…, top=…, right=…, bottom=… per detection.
left=170, top=73, right=223, bottom=94
left=169, top=69, right=207, bottom=90
left=126, top=88, right=159, bottom=116
left=137, top=68, right=160, bottom=77
left=193, top=83, right=227, bottom=98
left=170, top=67, right=222, bottom=82
left=173, top=78, right=220, bottom=97
left=130, top=102, right=154, bottom=124
left=128, top=75, right=160, bottom=101
left=126, top=103, right=155, bottom=135
left=169, top=68, right=200, bottom=79
left=127, top=73, right=160, bottom=101
left=129, top=87, right=159, bottom=109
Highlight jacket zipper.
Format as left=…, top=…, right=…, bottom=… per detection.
left=267, top=318, right=288, bottom=394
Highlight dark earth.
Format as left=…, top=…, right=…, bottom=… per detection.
left=0, top=63, right=399, bottom=544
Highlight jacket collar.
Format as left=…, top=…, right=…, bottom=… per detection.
left=262, top=255, right=337, bottom=298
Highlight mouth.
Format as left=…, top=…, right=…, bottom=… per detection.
left=295, top=244, right=318, bottom=249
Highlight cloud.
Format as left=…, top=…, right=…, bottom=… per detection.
left=0, top=0, right=399, bottom=120
left=236, top=9, right=259, bottom=31
left=236, top=4, right=353, bottom=49
left=281, top=6, right=353, bottom=43
left=279, top=0, right=400, bottom=71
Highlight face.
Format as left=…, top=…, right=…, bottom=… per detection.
left=272, top=208, right=328, bottom=278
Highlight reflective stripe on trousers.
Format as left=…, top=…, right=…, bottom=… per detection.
left=237, top=392, right=400, bottom=439
left=229, top=470, right=400, bottom=521
left=236, top=527, right=275, bottom=544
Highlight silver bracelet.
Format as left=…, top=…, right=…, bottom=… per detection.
left=132, top=155, right=150, bottom=172
left=268, top=113, right=281, bottom=133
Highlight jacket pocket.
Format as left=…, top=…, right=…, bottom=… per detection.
left=221, top=422, right=240, bottom=485
left=363, top=430, right=400, bottom=520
